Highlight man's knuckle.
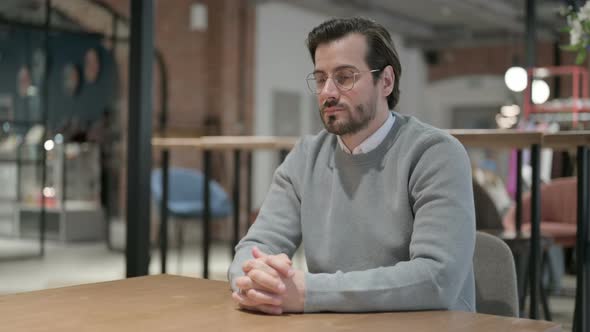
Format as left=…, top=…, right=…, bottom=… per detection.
left=235, top=277, right=249, bottom=288
left=242, top=260, right=252, bottom=270
left=253, top=291, right=265, bottom=302
left=247, top=269, right=259, bottom=279
left=266, top=267, right=279, bottom=277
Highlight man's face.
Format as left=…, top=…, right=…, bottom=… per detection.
left=313, top=33, right=380, bottom=136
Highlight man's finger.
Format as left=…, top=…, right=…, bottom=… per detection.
left=245, top=288, right=283, bottom=306
left=236, top=275, right=283, bottom=295
left=235, top=276, right=254, bottom=291
left=232, top=290, right=257, bottom=307
left=233, top=288, right=283, bottom=315
left=277, top=253, right=293, bottom=265
left=248, top=269, right=286, bottom=294
left=264, top=255, right=295, bottom=277
left=234, top=290, right=280, bottom=314
left=251, top=247, right=292, bottom=265
left=251, top=246, right=268, bottom=259
left=239, top=303, right=283, bottom=315
left=251, top=247, right=293, bottom=277
left=251, top=304, right=283, bottom=315
left=242, top=259, right=280, bottom=277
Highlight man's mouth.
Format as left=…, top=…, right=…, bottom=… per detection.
left=322, top=107, right=344, bottom=115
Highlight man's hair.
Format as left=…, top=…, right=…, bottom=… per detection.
left=306, top=17, right=401, bottom=110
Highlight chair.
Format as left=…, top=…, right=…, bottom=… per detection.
left=473, top=231, right=519, bottom=317
left=473, top=179, right=505, bottom=231
left=151, top=167, right=232, bottom=271
left=503, top=177, right=577, bottom=248
left=474, top=180, right=554, bottom=319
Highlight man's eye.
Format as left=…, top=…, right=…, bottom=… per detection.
left=315, top=77, right=327, bottom=84
left=336, top=74, right=354, bottom=84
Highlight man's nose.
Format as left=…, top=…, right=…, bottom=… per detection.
left=319, top=78, right=340, bottom=100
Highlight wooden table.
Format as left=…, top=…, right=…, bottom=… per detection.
left=449, top=130, right=543, bottom=149
left=0, top=275, right=561, bottom=332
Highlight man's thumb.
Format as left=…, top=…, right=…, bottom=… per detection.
left=252, top=246, right=267, bottom=258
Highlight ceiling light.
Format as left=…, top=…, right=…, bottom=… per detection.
left=532, top=80, right=550, bottom=104
left=504, top=66, right=528, bottom=92
left=44, top=139, right=54, bottom=151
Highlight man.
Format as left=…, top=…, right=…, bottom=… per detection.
left=228, top=17, right=475, bottom=315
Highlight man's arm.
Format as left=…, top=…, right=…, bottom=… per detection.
left=304, top=136, right=476, bottom=312
left=227, top=140, right=305, bottom=291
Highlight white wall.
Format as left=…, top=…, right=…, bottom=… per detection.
left=393, top=36, right=428, bottom=121
left=252, top=3, right=430, bottom=207
left=424, top=75, right=512, bottom=129
left=252, top=3, right=326, bottom=207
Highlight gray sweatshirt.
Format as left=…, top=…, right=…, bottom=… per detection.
left=228, top=113, right=476, bottom=313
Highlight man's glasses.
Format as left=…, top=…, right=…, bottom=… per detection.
left=306, top=68, right=380, bottom=94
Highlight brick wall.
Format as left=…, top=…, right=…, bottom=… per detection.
left=80, top=0, right=255, bottom=220
left=427, top=38, right=581, bottom=98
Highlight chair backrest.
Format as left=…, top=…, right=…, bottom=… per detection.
left=503, top=176, right=577, bottom=230
left=151, top=167, right=231, bottom=217
left=473, top=231, right=519, bottom=317
left=473, top=179, right=504, bottom=231
left=539, top=177, right=577, bottom=224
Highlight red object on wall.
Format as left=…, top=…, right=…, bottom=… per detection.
left=523, top=65, right=589, bottom=127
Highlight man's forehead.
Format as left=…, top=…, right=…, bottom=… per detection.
left=313, top=65, right=357, bottom=74
left=314, top=33, right=368, bottom=70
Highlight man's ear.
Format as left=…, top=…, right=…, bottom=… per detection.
left=382, top=65, right=394, bottom=97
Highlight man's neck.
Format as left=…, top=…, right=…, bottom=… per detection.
left=340, top=109, right=390, bottom=152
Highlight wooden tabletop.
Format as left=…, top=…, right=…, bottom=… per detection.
left=0, top=275, right=561, bottom=332
left=542, top=131, right=590, bottom=149
left=152, top=136, right=298, bottom=150
left=447, top=130, right=544, bottom=149
left=152, top=131, right=550, bottom=151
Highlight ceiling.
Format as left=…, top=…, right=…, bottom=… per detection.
left=0, top=0, right=129, bottom=40
left=0, top=0, right=570, bottom=50
left=0, top=0, right=85, bottom=32
left=260, top=0, right=568, bottom=49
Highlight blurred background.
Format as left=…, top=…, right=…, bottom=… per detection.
left=0, top=0, right=586, bottom=329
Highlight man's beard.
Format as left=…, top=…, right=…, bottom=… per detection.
left=319, top=99, right=377, bottom=136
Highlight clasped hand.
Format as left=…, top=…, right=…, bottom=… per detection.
left=232, top=246, right=305, bottom=315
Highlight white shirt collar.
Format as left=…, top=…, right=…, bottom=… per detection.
left=337, top=112, right=395, bottom=155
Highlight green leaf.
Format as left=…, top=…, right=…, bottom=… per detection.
left=561, top=44, right=581, bottom=51
left=576, top=50, right=587, bottom=65
left=560, top=26, right=572, bottom=33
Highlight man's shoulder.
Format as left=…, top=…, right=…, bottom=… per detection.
left=296, top=130, right=335, bottom=152
left=394, top=113, right=464, bottom=153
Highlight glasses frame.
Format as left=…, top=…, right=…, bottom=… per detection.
left=306, top=68, right=381, bottom=94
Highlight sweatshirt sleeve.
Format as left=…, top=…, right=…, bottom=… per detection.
left=304, top=134, right=476, bottom=312
left=227, top=140, right=305, bottom=291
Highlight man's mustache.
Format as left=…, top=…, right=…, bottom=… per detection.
left=321, top=99, right=346, bottom=111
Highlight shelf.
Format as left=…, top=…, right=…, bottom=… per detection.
left=0, top=159, right=43, bottom=164
left=0, top=120, right=44, bottom=125
left=0, top=142, right=102, bottom=242
left=526, top=105, right=590, bottom=114
left=524, top=66, right=589, bottom=126
left=17, top=206, right=104, bottom=242
left=19, top=200, right=100, bottom=212
left=529, top=112, right=590, bottom=123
